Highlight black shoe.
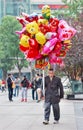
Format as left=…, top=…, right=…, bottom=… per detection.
left=10, top=99, right=13, bottom=102
left=43, top=120, right=49, bottom=125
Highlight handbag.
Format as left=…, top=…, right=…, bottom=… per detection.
left=12, top=82, right=16, bottom=88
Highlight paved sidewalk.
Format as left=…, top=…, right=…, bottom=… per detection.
left=0, top=89, right=82, bottom=130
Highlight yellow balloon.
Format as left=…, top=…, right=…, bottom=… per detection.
left=64, top=40, right=71, bottom=44
left=20, top=35, right=29, bottom=47
left=35, top=32, right=46, bottom=45
left=38, top=19, right=48, bottom=25
left=42, top=5, right=51, bottom=20
left=26, top=21, right=39, bottom=35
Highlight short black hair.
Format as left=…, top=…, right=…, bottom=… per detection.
left=36, top=73, right=39, bottom=76
left=8, top=73, right=11, bottom=76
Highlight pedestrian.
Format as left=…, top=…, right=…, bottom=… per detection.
left=14, top=76, right=20, bottom=97
left=43, top=68, right=64, bottom=125
left=1, top=79, right=6, bottom=92
left=35, top=74, right=43, bottom=103
left=21, top=75, right=30, bottom=102
left=7, top=74, right=13, bottom=102
left=31, top=77, right=38, bottom=100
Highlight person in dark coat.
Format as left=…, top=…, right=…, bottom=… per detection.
left=35, top=74, right=43, bottom=103
left=31, top=77, right=38, bottom=101
left=43, top=68, right=64, bottom=125
left=21, top=75, right=29, bottom=102
left=7, top=74, right=13, bottom=101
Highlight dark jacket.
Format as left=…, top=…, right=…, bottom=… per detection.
left=7, top=77, right=13, bottom=88
left=35, top=78, right=43, bottom=90
left=45, top=76, right=64, bottom=103
left=21, top=78, right=29, bottom=88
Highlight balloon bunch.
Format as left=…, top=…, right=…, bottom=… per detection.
left=16, top=5, right=76, bottom=68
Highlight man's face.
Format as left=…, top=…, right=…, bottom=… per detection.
left=48, top=70, right=54, bottom=78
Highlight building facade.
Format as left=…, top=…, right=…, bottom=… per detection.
left=0, top=0, right=67, bottom=23
left=0, top=0, right=28, bottom=23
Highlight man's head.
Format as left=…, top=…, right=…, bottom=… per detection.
left=24, top=75, right=26, bottom=79
left=36, top=73, right=40, bottom=78
left=48, top=68, right=54, bottom=78
left=8, top=73, right=11, bottom=77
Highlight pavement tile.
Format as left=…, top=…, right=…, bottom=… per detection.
left=0, top=90, right=78, bottom=130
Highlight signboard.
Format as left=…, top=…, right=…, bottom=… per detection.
left=38, top=4, right=68, bottom=9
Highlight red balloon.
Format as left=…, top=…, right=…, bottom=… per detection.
left=27, top=49, right=39, bottom=58
left=49, top=18, right=59, bottom=32
left=19, top=44, right=29, bottom=52
left=53, top=42, right=62, bottom=53
left=56, top=58, right=62, bottom=64
left=49, top=18, right=59, bottom=26
left=29, top=39, right=39, bottom=49
left=16, top=17, right=26, bottom=27
left=39, top=24, right=50, bottom=34
left=56, top=50, right=66, bottom=57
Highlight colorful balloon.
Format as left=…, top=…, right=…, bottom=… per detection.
left=58, top=20, right=76, bottom=41
left=19, top=44, right=29, bottom=52
left=27, top=49, right=39, bottom=58
left=16, top=5, right=76, bottom=67
left=45, top=32, right=57, bottom=40
left=20, top=35, right=29, bottom=47
left=41, top=38, right=58, bottom=55
left=39, top=24, right=50, bottom=34
left=15, top=27, right=26, bottom=35
left=16, top=17, right=28, bottom=27
left=38, top=19, right=48, bottom=25
left=22, top=12, right=38, bottom=22
left=26, top=21, right=39, bottom=35
left=42, top=5, right=51, bottom=20
left=53, top=42, right=62, bottom=53
left=29, top=38, right=39, bottom=49
left=49, top=52, right=57, bottom=64
left=35, top=32, right=46, bottom=45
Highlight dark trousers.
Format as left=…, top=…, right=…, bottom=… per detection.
left=32, top=89, right=38, bottom=100
left=8, top=87, right=13, bottom=101
left=44, top=102, right=60, bottom=121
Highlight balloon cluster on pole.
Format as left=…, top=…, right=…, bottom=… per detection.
left=16, top=5, right=76, bottom=69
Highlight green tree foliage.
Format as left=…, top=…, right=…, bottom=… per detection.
left=0, top=15, right=28, bottom=79
left=61, top=0, right=83, bottom=79
left=62, top=0, right=83, bottom=15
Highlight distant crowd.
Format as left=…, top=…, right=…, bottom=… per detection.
left=0, top=73, right=44, bottom=103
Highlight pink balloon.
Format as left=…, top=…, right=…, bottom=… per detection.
left=49, top=52, right=57, bottom=63
left=58, top=20, right=76, bottom=41
left=15, top=27, right=26, bottom=35
left=45, top=32, right=57, bottom=40
left=41, top=38, right=58, bottom=55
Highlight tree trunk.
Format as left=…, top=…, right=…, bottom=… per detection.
left=18, top=68, right=22, bottom=80
left=2, top=69, right=7, bottom=80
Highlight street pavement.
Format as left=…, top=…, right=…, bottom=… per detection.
left=0, top=89, right=83, bottom=130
